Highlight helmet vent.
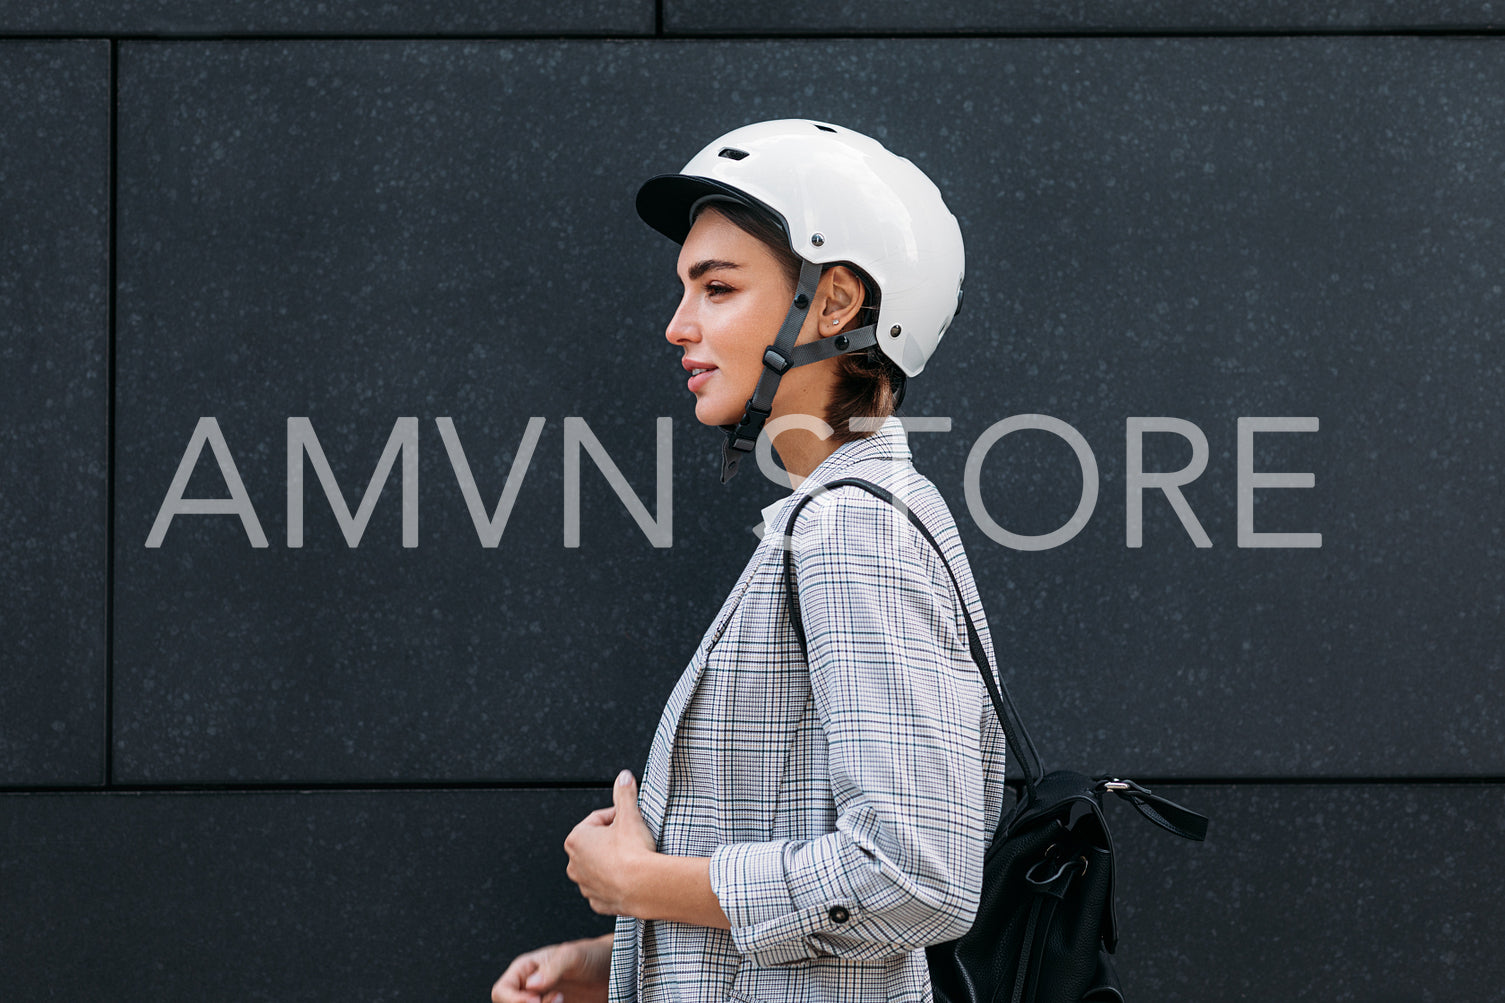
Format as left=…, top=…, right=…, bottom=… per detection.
left=813, top=124, right=837, bottom=133
left=717, top=147, right=749, bottom=160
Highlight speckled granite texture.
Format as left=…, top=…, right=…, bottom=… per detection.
left=114, top=39, right=1503, bottom=783
left=0, top=1, right=655, bottom=35
left=1106, top=783, right=1505, bottom=1001
left=0, top=787, right=616, bottom=1001
left=666, top=1, right=1505, bottom=33
left=0, top=41, right=109, bottom=784
left=2, top=1, right=1496, bottom=35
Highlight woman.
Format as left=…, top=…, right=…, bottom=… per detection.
left=493, top=120, right=1006, bottom=1003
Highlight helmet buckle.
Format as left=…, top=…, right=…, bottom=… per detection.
left=762, top=347, right=792, bottom=374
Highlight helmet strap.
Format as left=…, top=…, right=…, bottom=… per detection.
left=718, top=257, right=881, bottom=483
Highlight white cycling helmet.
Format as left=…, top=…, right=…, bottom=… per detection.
left=637, top=119, right=965, bottom=481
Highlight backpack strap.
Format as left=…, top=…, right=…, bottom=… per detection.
left=780, top=476, right=1044, bottom=788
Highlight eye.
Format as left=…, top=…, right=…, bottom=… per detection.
left=705, top=281, right=734, bottom=297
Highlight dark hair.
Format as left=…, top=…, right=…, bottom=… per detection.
left=695, top=200, right=903, bottom=445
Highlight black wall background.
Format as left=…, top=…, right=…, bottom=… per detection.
left=2, top=3, right=1503, bottom=1001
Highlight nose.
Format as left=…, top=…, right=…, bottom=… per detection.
left=665, top=291, right=698, bottom=347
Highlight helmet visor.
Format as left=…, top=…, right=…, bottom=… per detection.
left=635, top=174, right=789, bottom=246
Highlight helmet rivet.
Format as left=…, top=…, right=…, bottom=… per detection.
left=794, top=294, right=810, bottom=309
left=889, top=325, right=902, bottom=337
left=810, top=232, right=825, bottom=247
left=835, top=335, right=849, bottom=350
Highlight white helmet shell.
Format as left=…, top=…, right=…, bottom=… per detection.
left=637, top=119, right=965, bottom=377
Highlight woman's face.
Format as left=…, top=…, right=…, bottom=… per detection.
left=667, top=208, right=817, bottom=428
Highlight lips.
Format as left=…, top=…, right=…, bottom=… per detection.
left=683, top=359, right=717, bottom=393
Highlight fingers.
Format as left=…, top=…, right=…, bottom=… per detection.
left=610, top=771, right=653, bottom=851
left=492, top=944, right=574, bottom=1003
left=566, top=808, right=615, bottom=845
left=496, top=914, right=612, bottom=1000
left=491, top=953, right=541, bottom=1003
left=523, top=958, right=558, bottom=995
left=563, top=810, right=614, bottom=863
left=611, top=770, right=639, bottom=816
left=571, top=770, right=637, bottom=835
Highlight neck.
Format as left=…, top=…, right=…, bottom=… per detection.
left=771, top=427, right=844, bottom=484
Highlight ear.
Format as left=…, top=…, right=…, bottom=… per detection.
left=816, top=265, right=867, bottom=337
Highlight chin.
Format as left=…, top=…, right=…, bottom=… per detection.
left=694, top=398, right=740, bottom=428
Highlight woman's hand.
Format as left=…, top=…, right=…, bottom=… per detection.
left=490, top=933, right=613, bottom=1003
left=561, top=769, right=731, bottom=928
left=564, top=770, right=657, bottom=917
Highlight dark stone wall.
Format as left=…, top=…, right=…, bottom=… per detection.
left=2, top=7, right=1501, bottom=1000
left=0, top=41, right=109, bottom=785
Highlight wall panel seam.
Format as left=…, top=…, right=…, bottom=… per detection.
left=104, top=38, right=117, bottom=789
left=2, top=28, right=1505, bottom=41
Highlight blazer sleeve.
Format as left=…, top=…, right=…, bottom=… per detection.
left=708, top=489, right=990, bottom=966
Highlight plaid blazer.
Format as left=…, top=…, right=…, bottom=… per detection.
left=609, top=417, right=1008, bottom=1003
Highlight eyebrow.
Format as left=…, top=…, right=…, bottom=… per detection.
left=686, top=258, right=742, bottom=281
